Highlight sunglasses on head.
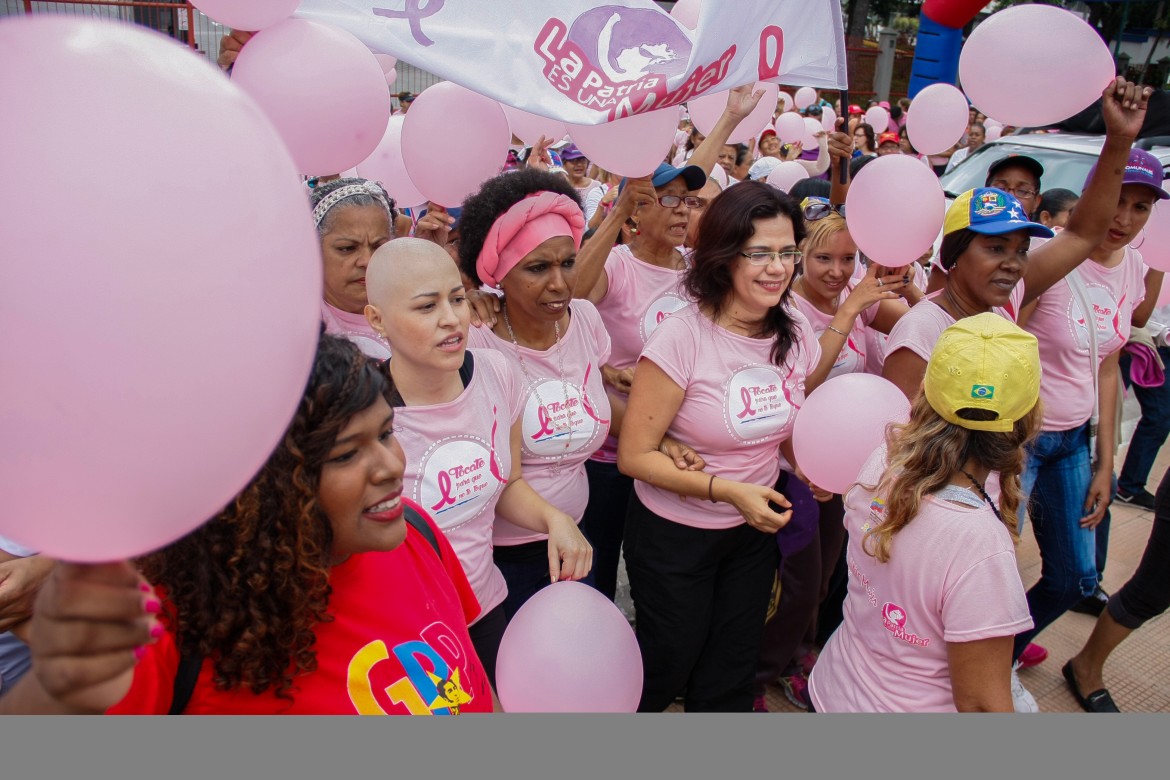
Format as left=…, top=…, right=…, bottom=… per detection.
left=801, top=197, right=846, bottom=221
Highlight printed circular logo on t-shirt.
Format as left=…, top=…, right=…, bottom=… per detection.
left=521, top=379, right=603, bottom=459
left=415, top=436, right=505, bottom=530
left=639, top=293, right=688, bottom=342
left=724, top=365, right=793, bottom=442
left=1067, top=284, right=1126, bottom=355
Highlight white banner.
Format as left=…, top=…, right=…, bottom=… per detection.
left=295, top=0, right=847, bottom=124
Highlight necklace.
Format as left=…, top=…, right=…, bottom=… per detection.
left=961, top=469, right=1004, bottom=524
left=502, top=302, right=575, bottom=474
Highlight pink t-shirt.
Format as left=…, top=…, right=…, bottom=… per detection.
left=848, top=262, right=927, bottom=376
left=791, top=287, right=878, bottom=380
left=592, top=244, right=691, bottom=462
left=321, top=301, right=392, bottom=361
left=807, top=446, right=1033, bottom=712
left=883, top=283, right=1025, bottom=364
left=1024, top=246, right=1148, bottom=431
left=466, top=302, right=613, bottom=542
left=635, top=303, right=822, bottom=529
left=393, top=349, right=521, bottom=619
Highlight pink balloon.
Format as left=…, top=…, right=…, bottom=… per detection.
left=688, top=82, right=778, bottom=145
left=959, top=4, right=1114, bottom=126
left=983, top=118, right=1004, bottom=131
left=793, top=374, right=911, bottom=495
left=669, top=0, right=702, bottom=30
left=496, top=582, right=643, bottom=712
left=373, top=53, right=397, bottom=73
left=191, top=0, right=298, bottom=30
left=794, top=86, right=817, bottom=110
left=0, top=16, right=321, bottom=561
left=356, top=115, right=428, bottom=209
left=821, top=105, right=838, bottom=133
left=1135, top=198, right=1170, bottom=272
left=802, top=117, right=823, bottom=148
left=766, top=161, right=808, bottom=193
left=906, top=83, right=969, bottom=156
left=845, top=154, right=946, bottom=267
left=864, top=105, right=889, bottom=134
left=774, top=111, right=806, bottom=144
left=385, top=67, right=398, bottom=87
left=567, top=107, right=679, bottom=178
left=985, top=125, right=1003, bottom=141
left=710, top=162, right=729, bottom=187
left=402, top=81, right=511, bottom=207
left=501, top=104, right=568, bottom=147
left=1158, top=279, right=1170, bottom=308
left=777, top=91, right=794, bottom=113
left=232, top=19, right=390, bottom=177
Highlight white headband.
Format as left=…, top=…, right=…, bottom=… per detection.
left=312, top=182, right=394, bottom=228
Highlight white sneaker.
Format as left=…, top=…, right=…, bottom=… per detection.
left=1011, top=668, right=1040, bottom=713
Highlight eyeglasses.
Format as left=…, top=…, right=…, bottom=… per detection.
left=989, top=181, right=1038, bottom=199
left=802, top=200, right=846, bottom=221
left=740, top=250, right=803, bottom=266
left=656, top=195, right=707, bottom=209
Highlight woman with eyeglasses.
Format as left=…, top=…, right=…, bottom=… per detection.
left=571, top=85, right=768, bottom=602
left=617, top=181, right=822, bottom=712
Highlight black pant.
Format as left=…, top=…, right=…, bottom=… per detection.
left=756, top=490, right=846, bottom=689
left=467, top=603, right=507, bottom=689
left=1107, top=467, right=1170, bottom=629
left=580, top=460, right=634, bottom=601
left=624, top=491, right=778, bottom=712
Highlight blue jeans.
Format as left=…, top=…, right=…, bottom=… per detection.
left=1118, top=347, right=1170, bottom=496
left=1014, top=423, right=1099, bottom=661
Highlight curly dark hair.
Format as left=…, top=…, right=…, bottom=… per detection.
left=456, top=169, right=584, bottom=287
left=137, top=332, right=394, bottom=700
left=686, top=181, right=806, bottom=367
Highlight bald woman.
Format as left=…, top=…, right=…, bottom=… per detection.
left=363, top=238, right=592, bottom=684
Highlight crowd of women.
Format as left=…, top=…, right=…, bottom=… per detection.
left=1, top=59, right=1169, bottom=715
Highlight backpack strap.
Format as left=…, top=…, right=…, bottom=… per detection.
left=168, top=508, right=442, bottom=714
left=168, top=651, right=203, bottom=715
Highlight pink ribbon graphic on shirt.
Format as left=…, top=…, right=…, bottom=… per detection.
left=489, top=406, right=509, bottom=485
left=373, top=0, right=445, bottom=47
left=1113, top=293, right=1127, bottom=340
left=532, top=405, right=556, bottom=440
left=655, top=310, right=668, bottom=325
left=736, top=386, right=757, bottom=419
left=431, top=470, right=456, bottom=511
left=580, top=364, right=610, bottom=425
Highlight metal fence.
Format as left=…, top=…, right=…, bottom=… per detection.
left=2, top=0, right=444, bottom=98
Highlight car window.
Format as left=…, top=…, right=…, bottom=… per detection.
left=938, top=141, right=1098, bottom=198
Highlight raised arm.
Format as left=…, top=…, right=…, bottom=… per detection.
left=575, top=177, right=655, bottom=303
left=796, top=132, right=831, bottom=176
left=687, top=84, right=766, bottom=178
left=1022, top=79, right=1151, bottom=307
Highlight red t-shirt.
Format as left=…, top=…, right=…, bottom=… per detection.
left=109, top=499, right=492, bottom=715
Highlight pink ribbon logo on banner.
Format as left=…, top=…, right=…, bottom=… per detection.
left=373, top=0, right=445, bottom=47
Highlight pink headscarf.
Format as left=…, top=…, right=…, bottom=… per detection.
left=476, top=191, right=586, bottom=288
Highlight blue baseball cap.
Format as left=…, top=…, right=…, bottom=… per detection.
left=619, top=161, right=707, bottom=194
left=1084, top=147, right=1170, bottom=200
left=560, top=143, right=587, bottom=161
left=944, top=188, right=1054, bottom=238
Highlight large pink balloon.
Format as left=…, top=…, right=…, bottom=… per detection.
left=1135, top=197, right=1170, bottom=272
left=567, top=107, right=679, bottom=178
left=794, top=86, right=817, bottom=110
left=802, top=117, right=823, bottom=148
left=373, top=53, right=397, bottom=73
left=669, top=0, right=702, bottom=30
left=496, top=582, right=642, bottom=712
left=777, top=91, right=794, bottom=113
left=845, top=154, right=946, bottom=267
left=766, top=161, right=808, bottom=193
left=402, top=81, right=512, bottom=207
left=865, top=105, right=890, bottom=134
left=959, top=4, right=1114, bottom=126
left=232, top=19, right=389, bottom=176
left=985, top=125, right=1003, bottom=141
left=774, top=111, right=806, bottom=144
left=0, top=16, right=321, bottom=561
left=821, top=105, right=838, bottom=133
left=501, top=104, right=568, bottom=147
left=906, top=83, right=969, bottom=156
left=688, top=82, right=778, bottom=145
left=191, top=0, right=298, bottom=30
left=793, top=374, right=911, bottom=495
left=356, top=115, right=428, bottom=209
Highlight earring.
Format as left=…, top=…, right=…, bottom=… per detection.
left=1131, top=229, right=1147, bottom=250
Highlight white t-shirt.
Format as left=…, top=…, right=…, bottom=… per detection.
left=808, top=446, right=1033, bottom=712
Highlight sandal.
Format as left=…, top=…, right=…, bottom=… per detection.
left=1062, top=661, right=1120, bottom=713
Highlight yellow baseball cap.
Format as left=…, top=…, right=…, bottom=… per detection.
left=923, top=313, right=1041, bottom=432
left=943, top=188, right=1054, bottom=238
